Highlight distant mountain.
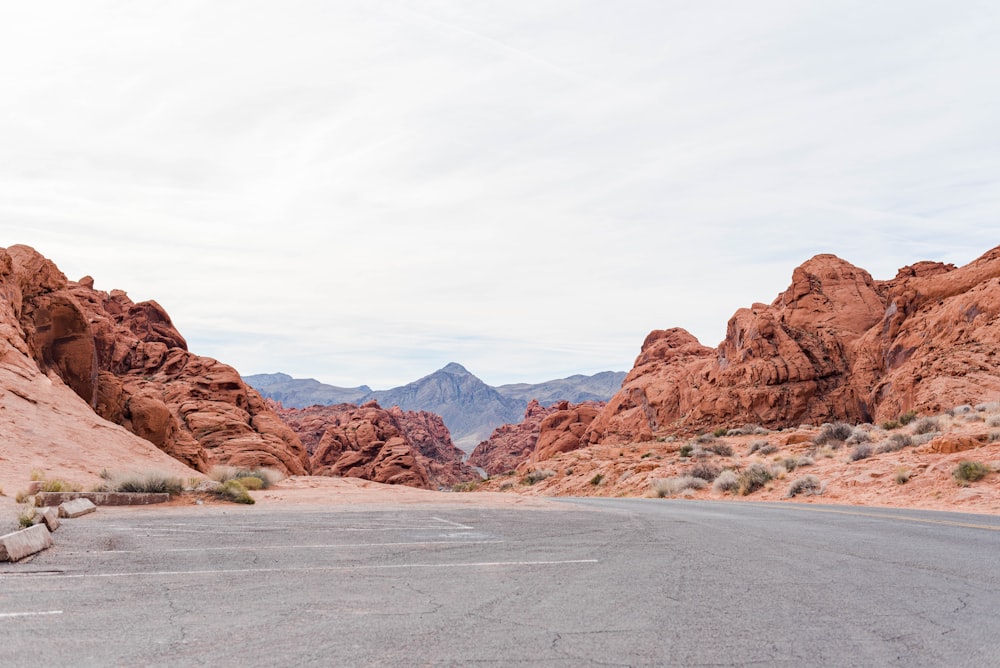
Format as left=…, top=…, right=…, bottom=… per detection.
left=243, top=372, right=371, bottom=407
left=496, top=371, right=626, bottom=405
left=244, top=364, right=626, bottom=453
left=365, top=363, right=524, bottom=451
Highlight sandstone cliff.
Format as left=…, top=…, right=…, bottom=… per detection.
left=2, top=245, right=310, bottom=477
left=581, top=247, right=1000, bottom=450
left=277, top=401, right=479, bottom=488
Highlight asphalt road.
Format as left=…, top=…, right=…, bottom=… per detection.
left=2, top=499, right=999, bottom=666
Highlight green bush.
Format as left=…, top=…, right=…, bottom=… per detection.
left=713, top=427, right=729, bottom=437
left=215, top=479, right=255, bottom=504
left=953, top=461, right=990, bottom=484
left=678, top=444, right=694, bottom=458
left=898, top=410, right=918, bottom=426
left=589, top=473, right=604, bottom=486
left=211, top=466, right=282, bottom=489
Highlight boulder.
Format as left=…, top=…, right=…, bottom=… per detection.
left=0, top=524, right=53, bottom=562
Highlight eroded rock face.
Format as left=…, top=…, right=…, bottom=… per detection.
left=279, top=401, right=479, bottom=488
left=2, top=245, right=310, bottom=476
left=468, top=399, right=605, bottom=474
left=468, top=400, right=555, bottom=475
left=580, top=248, right=1000, bottom=450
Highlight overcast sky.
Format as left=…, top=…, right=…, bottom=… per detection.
left=2, top=2, right=998, bottom=388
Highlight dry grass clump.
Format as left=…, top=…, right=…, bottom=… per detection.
left=727, top=423, right=770, bottom=436
left=96, top=471, right=185, bottom=495
left=895, top=467, right=911, bottom=485
left=737, top=463, right=774, bottom=496
left=849, top=444, right=873, bottom=461
left=689, top=462, right=722, bottom=482
left=17, top=504, right=35, bottom=528
left=713, top=470, right=739, bottom=494
left=911, top=417, right=940, bottom=435
left=815, top=422, right=854, bottom=445
left=747, top=440, right=777, bottom=456
left=651, top=476, right=707, bottom=497
left=522, top=469, right=555, bottom=485
left=782, top=456, right=814, bottom=472
left=987, top=415, right=1000, bottom=428
left=786, top=475, right=822, bottom=497
left=39, top=478, right=81, bottom=493
left=215, top=479, right=255, bottom=504
left=707, top=441, right=734, bottom=457
left=875, top=432, right=913, bottom=455
left=211, top=466, right=283, bottom=490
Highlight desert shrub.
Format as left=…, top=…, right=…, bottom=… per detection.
left=452, top=481, right=480, bottom=492
left=40, top=479, right=80, bottom=493
left=522, top=469, right=555, bottom=485
left=14, top=490, right=30, bottom=504
left=987, top=416, right=1000, bottom=428
left=651, top=476, right=707, bottom=497
left=881, top=420, right=900, bottom=430
left=713, top=427, right=729, bottom=437
left=787, top=475, right=822, bottom=497
left=850, top=444, right=873, bottom=461
left=953, top=461, right=990, bottom=484
left=976, top=402, right=1000, bottom=412
left=911, top=417, right=939, bottom=434
left=708, top=441, right=734, bottom=457
left=875, top=433, right=913, bottom=454
left=695, top=433, right=717, bottom=444
left=951, top=404, right=973, bottom=415
left=215, top=479, right=255, bottom=504
left=895, top=467, right=911, bottom=485
left=211, top=466, right=282, bottom=490
left=713, top=470, right=739, bottom=494
left=589, top=473, right=604, bottom=486
left=782, top=456, right=813, bottom=472
left=846, top=427, right=871, bottom=445
left=815, top=422, right=853, bottom=445
left=990, top=432, right=1000, bottom=443
left=748, top=440, right=777, bottom=456
left=641, top=452, right=653, bottom=458
left=898, top=410, right=918, bottom=426
left=737, top=463, right=774, bottom=496
left=30, top=470, right=44, bottom=482
left=678, top=444, right=694, bottom=458
left=17, top=505, right=35, bottom=528
left=108, top=472, right=184, bottom=495
left=689, top=462, right=722, bottom=482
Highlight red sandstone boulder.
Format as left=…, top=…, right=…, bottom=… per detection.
left=529, top=401, right=603, bottom=464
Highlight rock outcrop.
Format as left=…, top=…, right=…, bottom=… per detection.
left=468, top=399, right=604, bottom=475
left=2, top=245, right=310, bottom=476
left=278, top=401, right=479, bottom=488
left=0, top=246, right=202, bottom=492
left=579, top=247, right=1000, bottom=451
left=468, top=400, right=555, bottom=475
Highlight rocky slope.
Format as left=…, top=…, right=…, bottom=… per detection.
left=276, top=401, right=479, bottom=489
left=1, top=244, right=310, bottom=480
left=582, top=248, right=1000, bottom=449
left=246, top=365, right=625, bottom=452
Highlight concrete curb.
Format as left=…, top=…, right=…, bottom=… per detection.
left=0, top=524, right=53, bottom=562
left=58, top=498, right=97, bottom=518
left=36, top=491, right=171, bottom=506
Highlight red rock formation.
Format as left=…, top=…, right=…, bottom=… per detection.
left=468, top=400, right=555, bottom=475
left=529, top=401, right=603, bottom=464
left=280, top=401, right=478, bottom=488
left=3, top=244, right=310, bottom=476
left=579, top=247, right=1000, bottom=451
left=469, top=399, right=605, bottom=474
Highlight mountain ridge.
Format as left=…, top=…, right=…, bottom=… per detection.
left=244, top=366, right=627, bottom=451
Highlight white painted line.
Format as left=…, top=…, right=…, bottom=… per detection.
left=3, top=559, right=599, bottom=580
left=430, top=517, right=475, bottom=530
left=82, top=540, right=504, bottom=554
left=112, top=525, right=474, bottom=534
left=0, top=610, right=63, bottom=619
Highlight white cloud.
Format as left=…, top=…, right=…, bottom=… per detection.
left=2, top=1, right=998, bottom=387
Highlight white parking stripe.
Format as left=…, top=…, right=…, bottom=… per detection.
left=3, top=559, right=598, bottom=580
left=430, top=517, right=475, bottom=529
left=0, top=610, right=63, bottom=619
left=82, top=539, right=504, bottom=554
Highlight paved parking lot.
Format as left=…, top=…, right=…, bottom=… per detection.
left=3, top=500, right=999, bottom=666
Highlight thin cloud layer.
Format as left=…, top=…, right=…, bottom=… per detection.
left=2, top=2, right=997, bottom=388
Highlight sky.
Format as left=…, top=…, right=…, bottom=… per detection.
left=2, top=1, right=998, bottom=389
